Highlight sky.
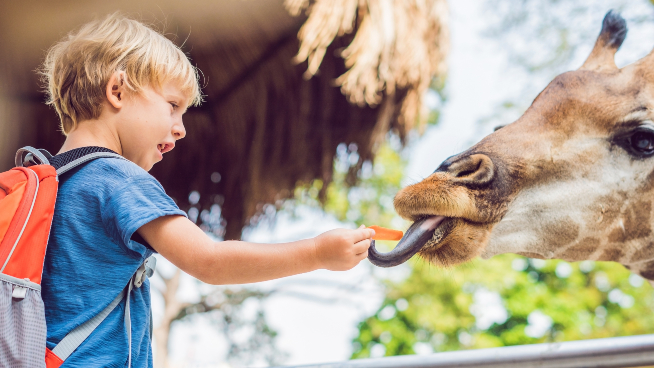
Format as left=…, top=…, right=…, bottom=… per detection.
left=153, top=0, right=654, bottom=366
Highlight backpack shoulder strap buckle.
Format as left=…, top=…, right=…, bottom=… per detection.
left=133, top=256, right=156, bottom=288
left=15, top=146, right=52, bottom=167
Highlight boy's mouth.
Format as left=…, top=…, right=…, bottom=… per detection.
left=157, top=142, right=175, bottom=155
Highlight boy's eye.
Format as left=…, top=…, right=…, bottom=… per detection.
left=170, top=102, right=178, bottom=110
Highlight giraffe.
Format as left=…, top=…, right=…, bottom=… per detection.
left=368, top=11, right=654, bottom=283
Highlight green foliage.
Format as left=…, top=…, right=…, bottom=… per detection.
left=352, top=255, right=654, bottom=358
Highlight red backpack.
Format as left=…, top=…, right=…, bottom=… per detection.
left=0, top=147, right=155, bottom=368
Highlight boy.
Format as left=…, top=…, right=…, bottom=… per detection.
left=41, top=13, right=374, bottom=367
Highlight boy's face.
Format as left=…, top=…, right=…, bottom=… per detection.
left=115, top=81, right=189, bottom=171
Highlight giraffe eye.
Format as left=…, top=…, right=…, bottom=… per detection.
left=629, top=130, right=654, bottom=155
left=617, top=127, right=654, bottom=158
left=614, top=125, right=654, bottom=158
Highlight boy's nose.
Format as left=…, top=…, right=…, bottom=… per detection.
left=173, top=122, right=186, bottom=140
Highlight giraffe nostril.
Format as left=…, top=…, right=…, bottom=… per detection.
left=440, top=154, right=495, bottom=185
left=454, top=161, right=480, bottom=178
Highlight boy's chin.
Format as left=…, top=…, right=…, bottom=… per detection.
left=138, top=156, right=159, bottom=172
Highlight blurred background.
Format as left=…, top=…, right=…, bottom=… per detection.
left=2, top=0, right=654, bottom=367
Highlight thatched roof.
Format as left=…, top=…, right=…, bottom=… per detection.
left=0, top=0, right=448, bottom=239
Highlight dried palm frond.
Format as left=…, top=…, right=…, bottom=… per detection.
left=286, top=0, right=449, bottom=131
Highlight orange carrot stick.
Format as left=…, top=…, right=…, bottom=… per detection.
left=368, top=225, right=404, bottom=241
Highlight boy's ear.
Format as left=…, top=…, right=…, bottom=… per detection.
left=105, top=71, right=126, bottom=109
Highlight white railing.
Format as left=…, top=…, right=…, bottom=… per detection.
left=272, top=334, right=654, bottom=368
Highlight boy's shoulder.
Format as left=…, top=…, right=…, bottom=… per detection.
left=86, top=156, right=148, bottom=180
left=73, top=159, right=163, bottom=197
left=53, top=147, right=161, bottom=193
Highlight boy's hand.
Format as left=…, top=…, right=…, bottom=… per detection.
left=313, top=225, right=376, bottom=271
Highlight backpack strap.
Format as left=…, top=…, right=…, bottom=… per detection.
left=51, top=287, right=125, bottom=360
left=51, top=256, right=157, bottom=366
left=55, top=151, right=128, bottom=176
left=15, top=146, right=51, bottom=167
left=15, top=146, right=128, bottom=176
left=124, top=256, right=156, bottom=367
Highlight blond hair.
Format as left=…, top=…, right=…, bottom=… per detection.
left=41, top=13, right=202, bottom=134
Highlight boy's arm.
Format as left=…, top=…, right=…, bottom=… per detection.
left=137, top=215, right=374, bottom=285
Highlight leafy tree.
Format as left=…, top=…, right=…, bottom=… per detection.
left=351, top=256, right=654, bottom=358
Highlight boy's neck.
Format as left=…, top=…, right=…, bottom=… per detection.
left=58, top=118, right=122, bottom=156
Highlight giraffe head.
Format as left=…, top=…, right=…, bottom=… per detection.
left=371, top=11, right=654, bottom=280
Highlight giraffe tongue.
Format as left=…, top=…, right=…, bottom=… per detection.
left=368, top=216, right=446, bottom=268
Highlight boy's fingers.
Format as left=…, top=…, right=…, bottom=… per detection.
left=351, top=228, right=375, bottom=242
left=356, top=249, right=369, bottom=260
left=354, top=238, right=371, bottom=254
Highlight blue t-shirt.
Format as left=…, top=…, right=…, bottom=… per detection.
left=42, top=155, right=186, bottom=367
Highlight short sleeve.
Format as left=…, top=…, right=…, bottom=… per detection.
left=101, top=175, right=187, bottom=257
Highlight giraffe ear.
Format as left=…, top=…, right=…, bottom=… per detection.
left=579, top=10, right=627, bottom=72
